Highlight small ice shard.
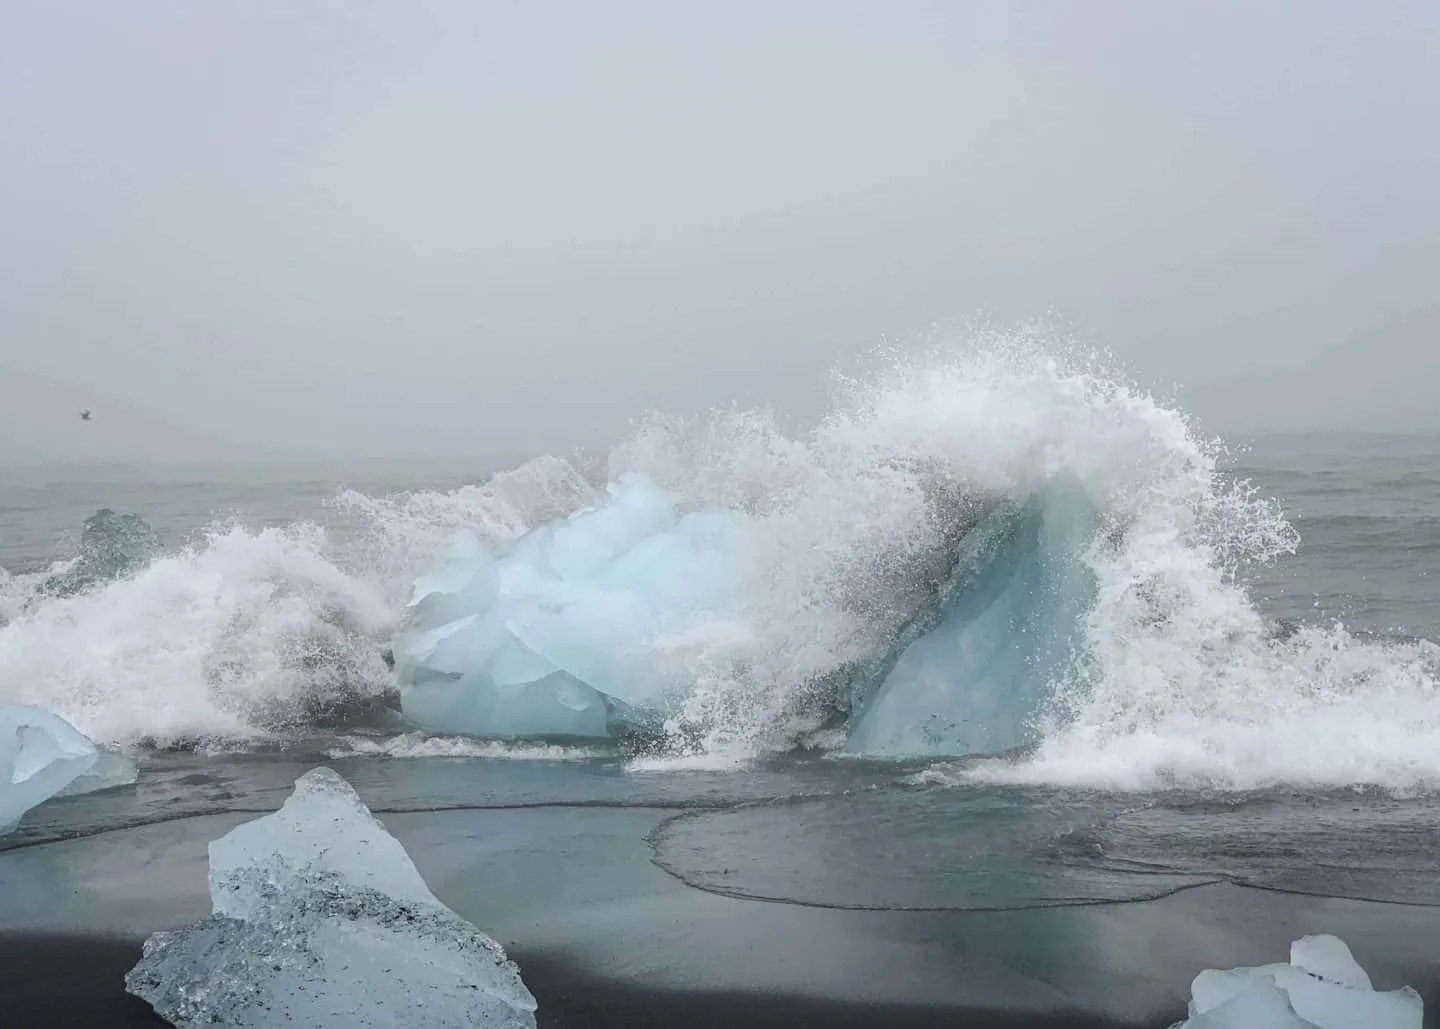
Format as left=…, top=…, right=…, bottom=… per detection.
left=125, top=767, right=537, bottom=1029
left=1, top=704, right=135, bottom=834
left=1172, top=934, right=1422, bottom=1029
left=844, top=471, right=1100, bottom=757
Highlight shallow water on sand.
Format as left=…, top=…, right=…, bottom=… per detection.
left=7, top=749, right=1440, bottom=914
left=5, top=751, right=1440, bottom=1028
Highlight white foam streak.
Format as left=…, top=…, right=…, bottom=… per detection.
left=0, top=526, right=394, bottom=746
left=326, top=733, right=605, bottom=761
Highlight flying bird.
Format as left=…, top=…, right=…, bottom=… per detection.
left=79, top=409, right=92, bottom=421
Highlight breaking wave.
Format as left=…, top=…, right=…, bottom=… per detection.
left=2, top=330, right=1438, bottom=791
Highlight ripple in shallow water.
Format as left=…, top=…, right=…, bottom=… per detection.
left=1088, top=792, right=1440, bottom=906
left=649, top=787, right=1216, bottom=911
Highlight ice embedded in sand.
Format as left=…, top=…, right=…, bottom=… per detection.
left=125, top=766, right=537, bottom=1029
left=1171, top=934, right=1422, bottom=1028
left=843, top=471, right=1099, bottom=757
left=0, top=703, right=136, bottom=834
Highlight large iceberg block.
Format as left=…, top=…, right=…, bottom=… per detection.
left=125, top=767, right=537, bottom=1028
left=1171, top=934, right=1422, bottom=1029
left=843, top=471, right=1100, bottom=757
left=394, top=469, right=1106, bottom=752
left=1, top=704, right=137, bottom=834
left=392, top=475, right=740, bottom=739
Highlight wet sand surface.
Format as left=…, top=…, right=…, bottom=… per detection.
left=5, top=881, right=1440, bottom=1029
left=4, top=760, right=1440, bottom=1027
left=1, top=932, right=1140, bottom=1028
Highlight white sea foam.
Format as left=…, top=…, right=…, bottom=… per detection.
left=0, top=525, right=395, bottom=746
left=326, top=733, right=606, bottom=761
left=2, top=329, right=1437, bottom=791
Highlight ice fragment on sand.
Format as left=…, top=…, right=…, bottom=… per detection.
left=125, top=766, right=537, bottom=1029
left=1172, top=934, right=1421, bottom=1029
left=1287, top=934, right=1372, bottom=990
left=844, top=471, right=1100, bottom=757
left=1, top=704, right=136, bottom=834
left=1180, top=979, right=1318, bottom=1029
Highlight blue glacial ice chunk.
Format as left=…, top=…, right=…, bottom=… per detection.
left=39, top=507, right=162, bottom=598
left=391, top=474, right=740, bottom=739
left=55, top=748, right=139, bottom=798
left=125, top=767, right=537, bottom=1029
left=844, top=471, right=1101, bottom=757
left=1171, top=934, right=1422, bottom=1029
left=1179, top=979, right=1318, bottom=1029
left=1, top=704, right=137, bottom=835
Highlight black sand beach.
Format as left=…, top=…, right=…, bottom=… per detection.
left=5, top=772, right=1440, bottom=1029
left=1, top=932, right=1139, bottom=1029
left=6, top=880, right=1440, bottom=1029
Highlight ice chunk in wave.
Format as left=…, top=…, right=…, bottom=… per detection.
left=125, top=766, right=537, bottom=1028
left=391, top=474, right=739, bottom=739
left=39, top=507, right=162, bottom=598
left=393, top=468, right=1106, bottom=752
left=844, top=471, right=1100, bottom=757
left=1171, top=934, right=1421, bottom=1029
left=1, top=703, right=137, bottom=834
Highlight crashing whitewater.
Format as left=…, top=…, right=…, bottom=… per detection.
left=4, top=336, right=1440, bottom=791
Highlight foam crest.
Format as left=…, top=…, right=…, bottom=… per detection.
left=598, top=333, right=1302, bottom=759
left=329, top=455, right=598, bottom=605
left=0, top=524, right=395, bottom=746
left=976, top=625, right=1440, bottom=791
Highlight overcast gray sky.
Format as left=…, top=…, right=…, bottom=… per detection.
left=1, top=0, right=1436, bottom=465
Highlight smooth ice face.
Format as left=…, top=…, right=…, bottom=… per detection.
left=1173, top=934, right=1422, bottom=1029
left=1181, top=979, right=1319, bottom=1029
left=844, top=472, right=1100, bottom=757
left=1, top=704, right=134, bottom=834
left=208, top=764, right=442, bottom=920
left=126, top=767, right=537, bottom=1029
left=392, top=474, right=739, bottom=739
left=1288, top=934, right=1373, bottom=990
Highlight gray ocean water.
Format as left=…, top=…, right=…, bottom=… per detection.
left=0, top=456, right=515, bottom=575
left=5, top=433, right=1437, bottom=638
